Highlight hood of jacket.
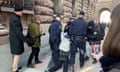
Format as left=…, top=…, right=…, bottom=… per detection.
left=31, top=19, right=37, bottom=24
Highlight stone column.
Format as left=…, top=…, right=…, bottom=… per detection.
left=63, top=0, right=72, bottom=23
left=75, top=0, right=82, bottom=17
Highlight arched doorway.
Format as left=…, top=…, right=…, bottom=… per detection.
left=100, top=10, right=111, bottom=24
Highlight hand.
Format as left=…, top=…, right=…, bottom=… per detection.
left=94, top=32, right=97, bottom=35
left=85, top=37, right=87, bottom=40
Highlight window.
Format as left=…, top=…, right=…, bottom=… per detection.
left=1, top=0, right=9, bottom=6
left=81, top=0, right=83, bottom=10
left=23, top=0, right=33, bottom=10
left=0, top=0, right=33, bottom=10
left=72, top=0, right=76, bottom=17
left=10, top=0, right=22, bottom=7
left=53, top=0, right=64, bottom=15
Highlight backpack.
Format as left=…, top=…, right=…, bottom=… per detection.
left=26, top=28, right=35, bottom=47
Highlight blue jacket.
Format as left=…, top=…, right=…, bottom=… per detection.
left=69, top=18, right=88, bottom=36
left=49, top=20, right=62, bottom=42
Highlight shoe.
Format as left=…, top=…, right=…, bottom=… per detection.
left=35, top=60, right=42, bottom=64
left=69, top=65, right=75, bottom=72
left=80, top=64, right=84, bottom=68
left=13, top=67, right=22, bottom=72
left=92, top=58, right=97, bottom=64
left=27, top=64, right=34, bottom=68
left=85, top=56, right=89, bottom=61
left=99, top=70, right=104, bottom=72
left=18, top=67, right=22, bottom=70
left=13, top=69, right=19, bottom=72
left=44, top=70, right=49, bottom=72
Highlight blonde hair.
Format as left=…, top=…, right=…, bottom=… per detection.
left=103, top=4, right=120, bottom=57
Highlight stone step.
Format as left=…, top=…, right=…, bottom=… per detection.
left=0, top=35, right=9, bottom=45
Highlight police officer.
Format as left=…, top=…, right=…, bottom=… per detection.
left=69, top=11, right=88, bottom=71
left=48, top=15, right=62, bottom=65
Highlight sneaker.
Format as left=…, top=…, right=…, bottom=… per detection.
left=35, top=60, right=42, bottom=64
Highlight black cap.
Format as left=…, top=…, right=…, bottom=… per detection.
left=14, top=6, right=23, bottom=11
left=80, top=11, right=85, bottom=15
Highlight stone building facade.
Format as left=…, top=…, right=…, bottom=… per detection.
left=95, top=0, right=120, bottom=23
left=0, top=0, right=34, bottom=44
left=0, top=0, right=97, bottom=44
left=34, top=0, right=97, bottom=32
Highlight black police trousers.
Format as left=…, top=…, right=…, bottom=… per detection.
left=48, top=56, right=69, bottom=72
left=69, top=37, right=86, bottom=67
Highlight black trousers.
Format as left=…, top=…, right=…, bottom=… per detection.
left=69, top=38, right=86, bottom=67
left=27, top=47, right=40, bottom=65
left=49, top=40, right=60, bottom=64
left=48, top=58, right=69, bottom=72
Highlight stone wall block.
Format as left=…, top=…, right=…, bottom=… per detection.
left=66, top=0, right=72, bottom=3
left=64, top=6, right=72, bottom=13
left=35, top=15, right=53, bottom=23
left=64, top=0, right=72, bottom=8
left=35, top=0, right=54, bottom=8
left=34, top=6, right=54, bottom=15
left=64, top=12, right=72, bottom=17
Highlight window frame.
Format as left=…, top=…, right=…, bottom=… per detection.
left=53, top=0, right=64, bottom=15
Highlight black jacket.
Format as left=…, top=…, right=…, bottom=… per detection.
left=64, top=21, right=72, bottom=35
left=87, top=24, right=102, bottom=42
left=93, top=24, right=102, bottom=41
left=87, top=22, right=95, bottom=41
left=49, top=20, right=62, bottom=43
left=69, top=18, right=88, bottom=36
left=99, top=23, right=106, bottom=40
left=9, top=13, right=25, bottom=55
left=100, top=56, right=120, bottom=72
